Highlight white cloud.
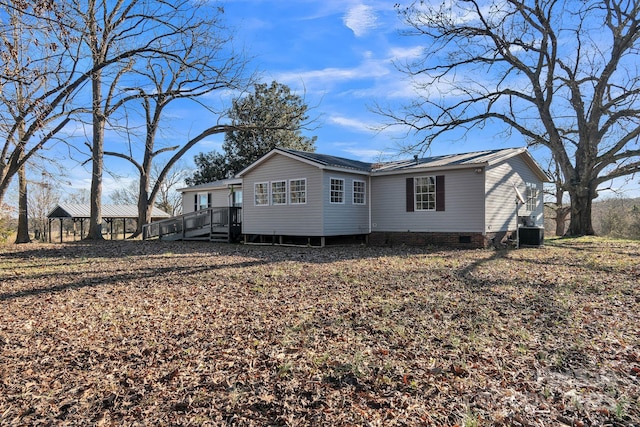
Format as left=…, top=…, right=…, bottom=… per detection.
left=329, top=115, right=375, bottom=133
left=275, top=56, right=390, bottom=95
left=388, top=46, right=424, bottom=62
left=343, top=4, right=378, bottom=37
left=345, top=148, right=385, bottom=160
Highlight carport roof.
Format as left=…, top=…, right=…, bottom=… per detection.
left=47, top=204, right=170, bottom=219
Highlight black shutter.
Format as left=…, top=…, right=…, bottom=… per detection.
left=194, top=194, right=198, bottom=211
left=406, top=178, right=414, bottom=212
left=436, top=175, right=445, bottom=211
left=207, top=193, right=212, bottom=208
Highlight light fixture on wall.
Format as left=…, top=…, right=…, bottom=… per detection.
left=474, top=168, right=483, bottom=173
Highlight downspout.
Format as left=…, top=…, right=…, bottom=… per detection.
left=368, top=175, right=372, bottom=234
left=481, top=167, right=486, bottom=236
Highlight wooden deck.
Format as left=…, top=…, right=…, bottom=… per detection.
left=143, top=207, right=242, bottom=243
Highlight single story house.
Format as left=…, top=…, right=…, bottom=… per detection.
left=176, top=147, right=549, bottom=248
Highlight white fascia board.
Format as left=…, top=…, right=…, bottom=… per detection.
left=519, top=151, right=552, bottom=182
left=178, top=178, right=242, bottom=193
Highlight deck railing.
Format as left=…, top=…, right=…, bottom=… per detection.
left=143, top=206, right=242, bottom=242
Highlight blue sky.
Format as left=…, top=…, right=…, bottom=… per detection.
left=57, top=0, right=638, bottom=200
left=214, top=0, right=509, bottom=160
left=64, top=0, right=528, bottom=199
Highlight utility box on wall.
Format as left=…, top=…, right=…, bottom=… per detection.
left=518, top=226, right=544, bottom=247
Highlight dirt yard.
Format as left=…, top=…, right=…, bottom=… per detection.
left=1, top=238, right=638, bottom=426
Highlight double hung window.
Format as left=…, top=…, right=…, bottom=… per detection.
left=353, top=180, right=366, bottom=205
left=254, top=183, right=269, bottom=206
left=289, top=179, right=306, bottom=204
left=415, top=176, right=436, bottom=211
left=330, top=178, right=344, bottom=204
left=526, top=182, right=538, bottom=211
left=271, top=181, right=287, bottom=205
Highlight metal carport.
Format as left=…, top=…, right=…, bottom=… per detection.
left=46, top=204, right=170, bottom=242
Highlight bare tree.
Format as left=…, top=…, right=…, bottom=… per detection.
left=0, top=1, right=77, bottom=210
left=103, top=7, right=250, bottom=237
left=0, top=202, right=16, bottom=242
left=109, top=163, right=186, bottom=216
left=384, top=0, right=640, bottom=235
left=27, top=172, right=60, bottom=242
left=63, top=189, right=90, bottom=204
left=109, top=181, right=138, bottom=206
left=15, top=163, right=30, bottom=243
left=52, top=0, right=230, bottom=240
left=153, top=162, right=187, bottom=217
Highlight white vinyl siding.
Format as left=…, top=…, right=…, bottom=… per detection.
left=322, top=172, right=369, bottom=236
left=353, top=180, right=366, bottom=205
left=330, top=178, right=344, bottom=204
left=242, top=155, right=322, bottom=235
left=371, top=169, right=484, bottom=233
left=181, top=187, right=234, bottom=214
left=484, top=156, right=544, bottom=232
left=271, top=181, right=287, bottom=205
left=254, top=182, right=269, bottom=206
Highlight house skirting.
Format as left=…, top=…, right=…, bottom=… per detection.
left=243, top=234, right=368, bottom=247
left=242, top=231, right=511, bottom=249
left=369, top=231, right=494, bottom=249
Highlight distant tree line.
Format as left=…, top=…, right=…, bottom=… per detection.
left=545, top=197, right=640, bottom=240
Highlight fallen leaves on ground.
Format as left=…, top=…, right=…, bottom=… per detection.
left=0, top=237, right=638, bottom=426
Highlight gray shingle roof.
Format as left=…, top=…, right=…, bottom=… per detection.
left=371, top=148, right=526, bottom=172
left=214, top=146, right=549, bottom=183
left=278, top=149, right=373, bottom=172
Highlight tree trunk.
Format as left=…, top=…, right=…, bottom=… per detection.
left=132, top=202, right=153, bottom=239
left=566, top=187, right=596, bottom=236
left=555, top=207, right=570, bottom=236
left=131, top=182, right=151, bottom=239
left=15, top=164, right=31, bottom=244
left=86, top=68, right=105, bottom=240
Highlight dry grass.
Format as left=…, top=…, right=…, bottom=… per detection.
left=0, top=237, right=638, bottom=426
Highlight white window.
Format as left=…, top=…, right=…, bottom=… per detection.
left=330, top=178, right=344, bottom=204
left=526, top=182, right=538, bottom=211
left=415, top=176, right=436, bottom=211
left=195, top=193, right=209, bottom=211
left=254, top=182, right=268, bottom=206
left=289, top=179, right=306, bottom=204
left=271, top=181, right=287, bottom=205
left=353, top=180, right=366, bottom=205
